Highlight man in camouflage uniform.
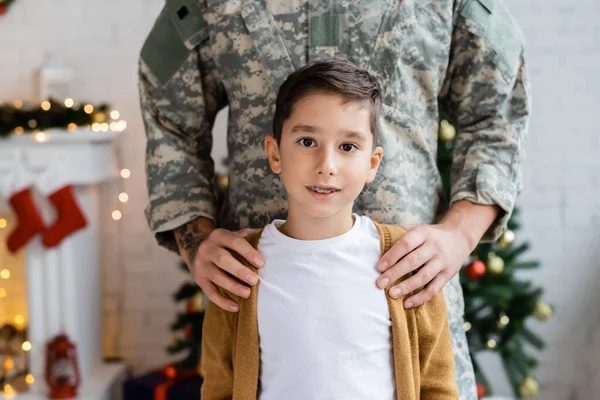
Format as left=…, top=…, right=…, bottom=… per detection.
left=139, top=0, right=530, bottom=398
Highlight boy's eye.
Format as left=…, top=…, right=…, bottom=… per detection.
left=299, top=138, right=315, bottom=147
left=341, top=143, right=357, bottom=152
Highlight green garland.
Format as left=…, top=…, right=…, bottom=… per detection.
left=0, top=98, right=112, bottom=138
left=0, top=0, right=18, bottom=15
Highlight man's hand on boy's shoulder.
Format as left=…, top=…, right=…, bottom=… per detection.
left=375, top=200, right=500, bottom=309
left=175, top=217, right=264, bottom=313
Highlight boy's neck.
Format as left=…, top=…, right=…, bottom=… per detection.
left=278, top=206, right=355, bottom=241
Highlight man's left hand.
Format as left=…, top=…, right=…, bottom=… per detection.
left=375, top=221, right=472, bottom=309
left=376, top=200, right=500, bottom=309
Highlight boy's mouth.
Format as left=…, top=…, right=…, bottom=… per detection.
left=307, top=185, right=341, bottom=194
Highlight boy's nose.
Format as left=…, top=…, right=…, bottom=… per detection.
left=317, top=150, right=337, bottom=176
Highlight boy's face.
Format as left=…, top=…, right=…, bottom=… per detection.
left=265, top=92, right=383, bottom=220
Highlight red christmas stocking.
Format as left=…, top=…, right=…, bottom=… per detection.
left=41, top=185, right=87, bottom=248
left=7, top=187, right=47, bottom=254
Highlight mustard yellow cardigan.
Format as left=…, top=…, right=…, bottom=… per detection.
left=201, top=222, right=458, bottom=399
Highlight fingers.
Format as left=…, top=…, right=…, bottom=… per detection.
left=402, top=272, right=447, bottom=309
left=207, top=265, right=252, bottom=299
left=377, top=243, right=436, bottom=290
left=198, top=278, right=240, bottom=312
left=212, top=228, right=264, bottom=268
left=208, top=245, right=259, bottom=286
left=387, top=258, right=444, bottom=300
left=377, top=227, right=426, bottom=272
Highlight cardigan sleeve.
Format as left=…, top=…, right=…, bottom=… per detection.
left=200, top=287, right=237, bottom=400
left=415, top=292, right=460, bottom=399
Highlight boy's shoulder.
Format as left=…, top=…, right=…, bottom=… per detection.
left=370, top=221, right=407, bottom=253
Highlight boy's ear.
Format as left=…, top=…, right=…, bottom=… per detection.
left=264, top=135, right=282, bottom=174
left=366, top=146, right=383, bottom=184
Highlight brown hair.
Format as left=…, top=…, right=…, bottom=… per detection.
left=272, top=58, right=382, bottom=145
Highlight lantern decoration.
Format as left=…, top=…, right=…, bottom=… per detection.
left=45, top=333, right=81, bottom=399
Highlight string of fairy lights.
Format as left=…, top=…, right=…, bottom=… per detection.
left=1, top=98, right=127, bottom=140
left=0, top=219, right=35, bottom=394
left=0, top=98, right=130, bottom=394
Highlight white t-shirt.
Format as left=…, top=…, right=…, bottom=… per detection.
left=256, top=214, right=395, bottom=400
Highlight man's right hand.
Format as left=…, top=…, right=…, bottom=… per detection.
left=174, top=217, right=264, bottom=312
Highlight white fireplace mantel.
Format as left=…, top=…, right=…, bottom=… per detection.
left=0, top=129, right=127, bottom=399
left=0, top=129, right=122, bottom=185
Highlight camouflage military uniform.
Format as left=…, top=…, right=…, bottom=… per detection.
left=139, top=0, right=530, bottom=398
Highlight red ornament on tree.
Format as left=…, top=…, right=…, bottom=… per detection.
left=45, top=333, right=81, bottom=399
left=465, top=260, right=486, bottom=281
left=476, top=382, right=486, bottom=399
left=0, top=5, right=7, bottom=15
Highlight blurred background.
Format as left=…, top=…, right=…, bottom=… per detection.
left=0, top=0, right=598, bottom=399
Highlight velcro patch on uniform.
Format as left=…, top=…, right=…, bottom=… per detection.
left=166, top=0, right=208, bottom=49
left=309, top=14, right=341, bottom=47
left=459, top=0, right=524, bottom=76
left=141, top=8, right=190, bottom=85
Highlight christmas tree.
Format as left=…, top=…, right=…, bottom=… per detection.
left=167, top=123, right=550, bottom=398
left=166, top=267, right=206, bottom=371
left=438, top=119, right=551, bottom=399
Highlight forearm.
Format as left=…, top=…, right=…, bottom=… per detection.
left=139, top=28, right=227, bottom=252
left=174, top=216, right=216, bottom=266
left=440, top=200, right=500, bottom=251
left=441, top=1, right=530, bottom=242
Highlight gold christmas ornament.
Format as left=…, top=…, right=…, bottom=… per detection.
left=499, top=230, right=516, bottom=248
left=486, top=339, right=497, bottom=349
left=519, top=376, right=539, bottom=397
left=170, top=336, right=180, bottom=347
left=533, top=301, right=553, bottom=321
left=439, top=120, right=456, bottom=142
left=93, top=111, right=107, bottom=123
left=497, top=312, right=510, bottom=328
left=486, top=253, right=505, bottom=275
left=189, top=292, right=205, bottom=313
left=218, top=174, right=229, bottom=190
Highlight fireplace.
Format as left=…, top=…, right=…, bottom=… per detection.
left=0, top=129, right=126, bottom=399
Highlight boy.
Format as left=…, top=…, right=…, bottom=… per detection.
left=201, top=59, right=458, bottom=399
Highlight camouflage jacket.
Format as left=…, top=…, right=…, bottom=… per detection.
left=139, top=2, right=530, bottom=397
left=139, top=0, right=529, bottom=252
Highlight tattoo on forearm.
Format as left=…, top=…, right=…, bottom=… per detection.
left=175, top=221, right=211, bottom=263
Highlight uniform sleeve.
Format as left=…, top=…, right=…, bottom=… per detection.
left=138, top=7, right=228, bottom=252
left=416, top=293, right=459, bottom=399
left=439, top=0, right=531, bottom=241
left=200, top=288, right=237, bottom=400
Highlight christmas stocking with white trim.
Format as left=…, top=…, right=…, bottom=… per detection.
left=35, top=159, right=87, bottom=249
left=1, top=160, right=46, bottom=254
left=6, top=187, right=46, bottom=254
left=41, top=184, right=87, bottom=248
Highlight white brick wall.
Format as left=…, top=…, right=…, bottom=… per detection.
left=0, top=0, right=598, bottom=397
